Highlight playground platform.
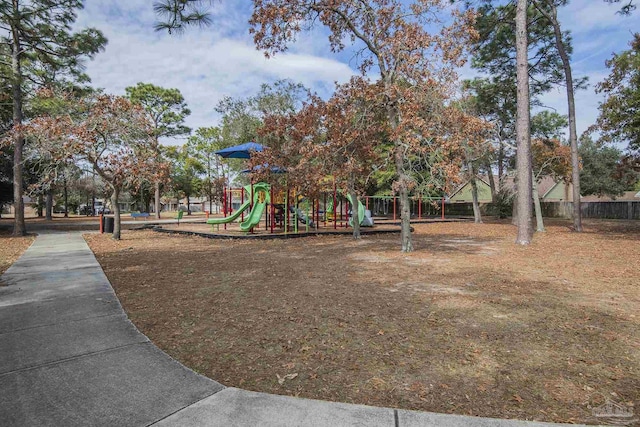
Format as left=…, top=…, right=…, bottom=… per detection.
left=147, top=216, right=472, bottom=240
left=0, top=231, right=590, bottom=426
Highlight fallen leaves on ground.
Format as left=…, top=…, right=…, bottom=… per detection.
left=86, top=219, right=640, bottom=425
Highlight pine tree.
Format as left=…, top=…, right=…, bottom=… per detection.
left=125, top=83, right=191, bottom=218
left=1, top=0, right=106, bottom=235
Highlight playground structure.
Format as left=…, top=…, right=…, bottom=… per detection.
left=205, top=186, right=450, bottom=234
left=204, top=141, right=448, bottom=235
left=206, top=183, right=375, bottom=234
left=366, top=195, right=447, bottom=220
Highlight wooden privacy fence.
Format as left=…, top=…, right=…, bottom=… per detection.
left=541, top=201, right=640, bottom=220
left=444, top=201, right=640, bottom=220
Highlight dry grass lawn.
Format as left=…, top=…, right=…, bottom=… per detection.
left=86, top=219, right=640, bottom=425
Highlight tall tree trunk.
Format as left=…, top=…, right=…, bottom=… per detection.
left=215, top=158, right=220, bottom=214
left=91, top=171, right=96, bottom=216
left=387, top=99, right=412, bottom=252
left=348, top=179, right=361, bottom=239
left=469, top=163, right=482, bottom=224
left=186, top=195, right=191, bottom=215
left=486, top=161, right=497, bottom=204
left=395, top=146, right=413, bottom=252
left=539, top=1, right=582, bottom=231
left=498, top=140, right=505, bottom=182
left=154, top=181, right=161, bottom=219
left=154, top=134, right=162, bottom=219
left=45, top=191, right=53, bottom=220
left=515, top=0, right=533, bottom=245
left=111, top=188, right=121, bottom=240
left=63, top=177, right=69, bottom=218
left=11, top=16, right=26, bottom=236
left=532, top=177, right=545, bottom=232
left=37, top=194, right=43, bottom=217
left=208, top=157, right=213, bottom=214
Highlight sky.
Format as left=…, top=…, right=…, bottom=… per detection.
left=75, top=1, right=640, bottom=147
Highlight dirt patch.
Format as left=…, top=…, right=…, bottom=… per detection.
left=0, top=231, right=35, bottom=277
left=86, top=219, right=640, bottom=425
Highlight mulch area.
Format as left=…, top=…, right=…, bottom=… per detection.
left=85, top=219, right=640, bottom=425
left=0, top=231, right=35, bottom=276
left=155, top=217, right=417, bottom=239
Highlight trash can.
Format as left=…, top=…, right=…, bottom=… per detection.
left=103, top=216, right=114, bottom=234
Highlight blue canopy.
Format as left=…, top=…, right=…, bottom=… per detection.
left=214, top=142, right=264, bottom=159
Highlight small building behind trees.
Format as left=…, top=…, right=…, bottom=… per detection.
left=448, top=175, right=574, bottom=203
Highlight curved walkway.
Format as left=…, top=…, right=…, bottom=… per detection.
left=0, top=232, right=588, bottom=426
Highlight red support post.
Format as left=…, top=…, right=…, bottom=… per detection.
left=333, top=185, right=337, bottom=230
left=441, top=197, right=445, bottom=220
left=418, top=196, right=422, bottom=219
left=270, top=202, right=275, bottom=233
left=250, top=183, right=254, bottom=211
left=225, top=188, right=230, bottom=230
left=250, top=183, right=255, bottom=233
left=223, top=187, right=227, bottom=215
left=323, top=193, right=327, bottom=227
left=344, top=195, right=348, bottom=228
left=100, top=214, right=104, bottom=234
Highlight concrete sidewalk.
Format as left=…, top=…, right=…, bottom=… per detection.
left=0, top=232, right=590, bottom=426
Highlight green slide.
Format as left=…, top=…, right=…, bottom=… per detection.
left=346, top=194, right=373, bottom=227
left=240, top=183, right=270, bottom=231
left=207, top=182, right=270, bottom=227
left=206, top=199, right=251, bottom=225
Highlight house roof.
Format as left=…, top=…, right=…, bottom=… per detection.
left=538, top=176, right=559, bottom=198
left=447, top=177, right=490, bottom=199
left=447, top=174, right=568, bottom=199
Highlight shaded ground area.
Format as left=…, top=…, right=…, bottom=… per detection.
left=0, top=231, right=34, bottom=276
left=158, top=217, right=413, bottom=237
left=0, top=216, right=101, bottom=234
left=86, top=219, right=640, bottom=425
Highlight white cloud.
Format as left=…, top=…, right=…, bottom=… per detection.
left=559, top=2, right=638, bottom=35
left=77, top=1, right=355, bottom=145
left=74, top=0, right=636, bottom=149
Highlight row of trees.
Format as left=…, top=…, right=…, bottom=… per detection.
left=0, top=0, right=107, bottom=235
left=9, top=71, right=319, bottom=238
left=1, top=1, right=637, bottom=250
left=156, top=0, right=639, bottom=250
left=22, top=84, right=262, bottom=239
